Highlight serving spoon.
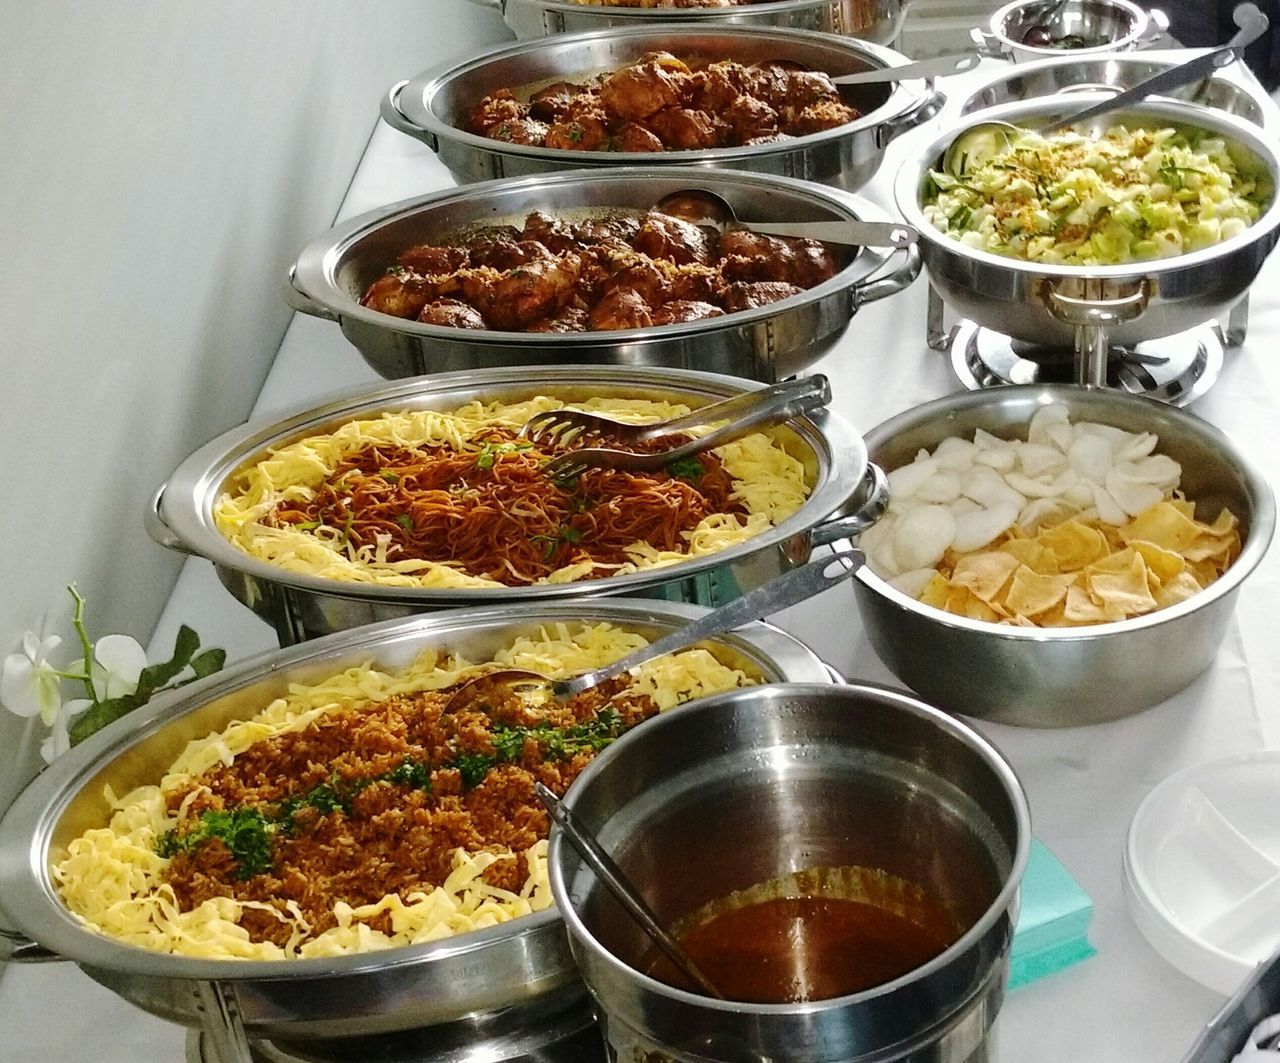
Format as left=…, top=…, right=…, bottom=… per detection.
left=534, top=782, right=725, bottom=999
left=828, top=52, right=981, bottom=87
left=941, top=2, right=1269, bottom=175
left=654, top=188, right=918, bottom=249
left=442, top=547, right=865, bottom=714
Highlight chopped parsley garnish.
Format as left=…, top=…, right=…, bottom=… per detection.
left=395, top=513, right=414, bottom=532
left=157, top=808, right=276, bottom=880
left=666, top=457, right=705, bottom=480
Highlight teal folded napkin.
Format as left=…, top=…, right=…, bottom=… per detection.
left=1010, top=838, right=1096, bottom=989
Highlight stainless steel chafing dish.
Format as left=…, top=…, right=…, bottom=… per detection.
left=0, top=603, right=834, bottom=1047
left=284, top=167, right=920, bottom=383
left=380, top=25, right=940, bottom=191
left=893, top=97, right=1280, bottom=374
left=147, top=366, right=886, bottom=645
left=973, top=0, right=1167, bottom=65
left=463, top=0, right=912, bottom=44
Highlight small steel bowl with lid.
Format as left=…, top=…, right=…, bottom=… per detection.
left=974, top=0, right=1168, bottom=64
left=380, top=25, right=941, bottom=191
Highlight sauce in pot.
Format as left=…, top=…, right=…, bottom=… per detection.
left=647, top=885, right=960, bottom=1003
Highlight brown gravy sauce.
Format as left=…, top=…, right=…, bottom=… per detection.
left=645, top=876, right=960, bottom=1003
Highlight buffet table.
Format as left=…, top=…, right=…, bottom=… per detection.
left=5, top=56, right=1280, bottom=1063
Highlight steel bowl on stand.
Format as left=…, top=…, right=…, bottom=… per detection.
left=973, top=0, right=1167, bottom=64
left=893, top=96, right=1280, bottom=386
left=381, top=25, right=941, bottom=191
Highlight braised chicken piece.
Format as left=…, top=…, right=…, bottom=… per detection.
left=545, top=114, right=609, bottom=151
left=719, top=230, right=838, bottom=288
left=526, top=307, right=590, bottom=333
left=723, top=95, right=779, bottom=145
left=611, top=122, right=665, bottom=153
left=786, top=99, right=861, bottom=137
left=467, top=238, right=555, bottom=272
left=486, top=256, right=581, bottom=330
left=360, top=205, right=843, bottom=335
left=468, top=89, right=524, bottom=135
left=397, top=245, right=470, bottom=276
left=689, top=61, right=749, bottom=113
left=632, top=211, right=714, bottom=266
left=418, top=299, right=486, bottom=329
left=598, top=53, right=691, bottom=122
left=652, top=300, right=725, bottom=325
left=528, top=82, right=580, bottom=123
left=485, top=118, right=550, bottom=145
left=720, top=281, right=804, bottom=313
left=646, top=106, right=721, bottom=150
left=589, top=287, right=653, bottom=330
left=361, top=271, right=432, bottom=318
left=465, top=54, right=858, bottom=154
left=521, top=211, right=579, bottom=254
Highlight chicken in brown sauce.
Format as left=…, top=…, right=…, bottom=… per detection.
left=360, top=206, right=842, bottom=333
left=465, top=51, right=860, bottom=154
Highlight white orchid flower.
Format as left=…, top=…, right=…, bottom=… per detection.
left=72, top=634, right=148, bottom=701
left=1, top=633, right=66, bottom=726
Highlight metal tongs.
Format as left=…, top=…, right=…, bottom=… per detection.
left=523, top=374, right=832, bottom=480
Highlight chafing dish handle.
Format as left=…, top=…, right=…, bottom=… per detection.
left=0, top=925, right=62, bottom=963
left=1139, top=9, right=1171, bottom=47
left=849, top=244, right=922, bottom=310
left=875, top=90, right=946, bottom=149
left=380, top=81, right=438, bottom=152
left=146, top=483, right=198, bottom=556
left=809, top=463, right=890, bottom=548
left=282, top=264, right=340, bottom=323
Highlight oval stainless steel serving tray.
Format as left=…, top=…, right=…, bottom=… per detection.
left=0, top=602, right=835, bottom=1040
left=381, top=25, right=940, bottom=191
left=149, top=365, right=884, bottom=644
left=285, top=167, right=920, bottom=383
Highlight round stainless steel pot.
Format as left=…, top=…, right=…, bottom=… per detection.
left=549, top=682, right=1030, bottom=1061
left=285, top=167, right=920, bottom=383
left=0, top=602, right=835, bottom=1042
left=973, top=0, right=1167, bottom=65
left=465, top=0, right=912, bottom=44
left=148, top=366, right=886, bottom=645
left=851, top=385, right=1275, bottom=726
left=380, top=26, right=940, bottom=191
left=957, top=51, right=1273, bottom=130
left=894, top=97, right=1280, bottom=354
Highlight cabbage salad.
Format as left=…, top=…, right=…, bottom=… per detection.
left=922, top=123, right=1270, bottom=265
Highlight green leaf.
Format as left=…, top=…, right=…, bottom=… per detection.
left=396, top=513, right=414, bottom=532
left=135, top=625, right=200, bottom=701
left=68, top=693, right=143, bottom=746
left=187, top=648, right=226, bottom=681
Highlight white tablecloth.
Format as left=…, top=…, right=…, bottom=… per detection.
left=5, top=57, right=1280, bottom=1063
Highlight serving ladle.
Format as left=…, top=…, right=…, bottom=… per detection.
left=654, top=188, right=917, bottom=249
left=534, top=782, right=726, bottom=999
left=941, top=2, right=1269, bottom=175
left=442, top=547, right=866, bottom=714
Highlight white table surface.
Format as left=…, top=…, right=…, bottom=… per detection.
left=6, top=57, right=1280, bottom=1063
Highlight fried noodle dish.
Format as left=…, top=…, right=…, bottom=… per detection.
left=467, top=51, right=860, bottom=152
left=213, top=395, right=810, bottom=589
left=360, top=203, right=840, bottom=334
left=53, top=624, right=758, bottom=958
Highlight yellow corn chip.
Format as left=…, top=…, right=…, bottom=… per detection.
left=1005, top=566, right=1074, bottom=617
left=1120, top=502, right=1202, bottom=552
left=1039, top=520, right=1108, bottom=571
left=1087, top=552, right=1158, bottom=616
left=952, top=552, right=1020, bottom=603
left=1154, top=570, right=1205, bottom=608
left=1063, top=584, right=1110, bottom=623
left=1130, top=540, right=1185, bottom=584
left=999, top=537, right=1059, bottom=574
